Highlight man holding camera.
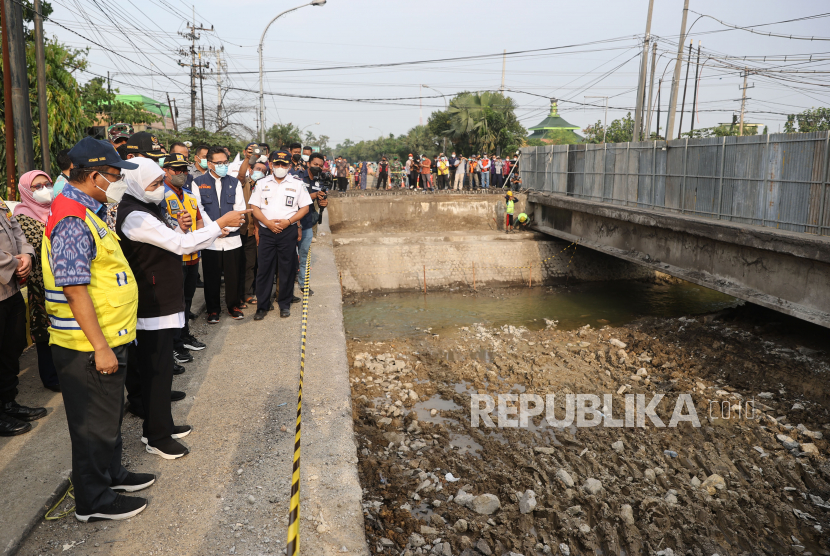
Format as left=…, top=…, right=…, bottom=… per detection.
left=298, top=153, right=330, bottom=296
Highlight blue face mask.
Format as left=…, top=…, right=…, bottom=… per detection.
left=251, top=171, right=265, bottom=181
left=198, top=159, right=208, bottom=170
left=158, top=157, right=165, bottom=167
left=214, top=164, right=229, bottom=178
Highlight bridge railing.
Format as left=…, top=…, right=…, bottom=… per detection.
left=520, top=131, right=830, bottom=236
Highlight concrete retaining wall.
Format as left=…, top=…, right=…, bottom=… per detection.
left=334, top=232, right=652, bottom=292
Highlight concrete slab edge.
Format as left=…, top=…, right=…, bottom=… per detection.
left=4, top=476, right=70, bottom=556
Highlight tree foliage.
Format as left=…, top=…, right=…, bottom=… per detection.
left=784, top=107, right=830, bottom=134
left=79, top=77, right=161, bottom=128
left=265, top=123, right=302, bottom=150
left=583, top=112, right=634, bottom=144
left=155, top=127, right=249, bottom=155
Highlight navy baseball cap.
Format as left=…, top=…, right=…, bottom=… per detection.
left=269, top=150, right=291, bottom=164
left=69, top=137, right=138, bottom=170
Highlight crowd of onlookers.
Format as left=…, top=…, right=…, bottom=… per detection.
left=327, top=152, right=519, bottom=191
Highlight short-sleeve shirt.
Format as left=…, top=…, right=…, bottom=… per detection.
left=248, top=174, right=312, bottom=226
left=420, top=159, right=431, bottom=174
left=49, top=183, right=107, bottom=287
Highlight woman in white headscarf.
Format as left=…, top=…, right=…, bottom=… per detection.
left=114, top=158, right=249, bottom=460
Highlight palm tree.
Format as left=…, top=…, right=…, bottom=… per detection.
left=445, top=92, right=517, bottom=153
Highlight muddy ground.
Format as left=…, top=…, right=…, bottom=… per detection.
left=347, top=308, right=830, bottom=556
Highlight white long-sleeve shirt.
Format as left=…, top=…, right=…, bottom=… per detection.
left=189, top=174, right=245, bottom=251
left=121, top=212, right=222, bottom=330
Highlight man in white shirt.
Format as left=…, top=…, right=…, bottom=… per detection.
left=248, top=151, right=311, bottom=320
left=190, top=147, right=247, bottom=324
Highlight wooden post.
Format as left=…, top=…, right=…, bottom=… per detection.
left=423, top=265, right=426, bottom=294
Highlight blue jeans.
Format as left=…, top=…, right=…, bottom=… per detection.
left=297, top=226, right=313, bottom=291
left=481, top=171, right=490, bottom=188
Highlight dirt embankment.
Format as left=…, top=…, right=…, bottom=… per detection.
left=348, top=314, right=830, bottom=556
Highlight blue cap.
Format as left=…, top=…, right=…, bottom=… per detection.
left=269, top=150, right=291, bottom=164
left=68, top=137, right=139, bottom=170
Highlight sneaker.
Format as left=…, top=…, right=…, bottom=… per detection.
left=146, top=437, right=189, bottom=460
left=173, top=349, right=193, bottom=364
left=141, top=424, right=192, bottom=444
left=173, top=363, right=185, bottom=376
left=112, top=472, right=156, bottom=493
left=228, top=308, right=244, bottom=320
left=182, top=336, right=206, bottom=351
left=75, top=494, right=147, bottom=522
left=207, top=312, right=220, bottom=324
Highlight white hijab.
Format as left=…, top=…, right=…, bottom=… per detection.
left=123, top=157, right=165, bottom=201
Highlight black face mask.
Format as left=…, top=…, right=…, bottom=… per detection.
left=292, top=153, right=302, bottom=163
left=309, top=166, right=321, bottom=177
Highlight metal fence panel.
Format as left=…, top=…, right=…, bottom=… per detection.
left=520, top=131, right=830, bottom=236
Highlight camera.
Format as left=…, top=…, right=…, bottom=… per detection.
left=316, top=170, right=334, bottom=192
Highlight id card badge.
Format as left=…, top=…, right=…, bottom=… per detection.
left=285, top=196, right=295, bottom=207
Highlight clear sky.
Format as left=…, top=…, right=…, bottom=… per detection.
left=43, top=0, right=830, bottom=145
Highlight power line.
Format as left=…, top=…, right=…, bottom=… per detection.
left=688, top=10, right=830, bottom=41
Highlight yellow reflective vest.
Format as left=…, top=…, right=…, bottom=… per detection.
left=163, top=185, right=200, bottom=263
left=42, top=196, right=138, bottom=351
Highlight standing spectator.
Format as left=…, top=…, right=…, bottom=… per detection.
left=298, top=153, right=328, bottom=296
left=240, top=161, right=268, bottom=304
left=191, top=147, right=247, bottom=324
left=405, top=155, right=413, bottom=189
left=447, top=152, right=457, bottom=190
left=437, top=156, right=449, bottom=190
left=419, top=155, right=432, bottom=190
left=376, top=157, right=389, bottom=189
left=190, top=145, right=210, bottom=181
left=453, top=156, right=466, bottom=190
left=42, top=137, right=153, bottom=519
left=53, top=149, right=72, bottom=198
left=390, top=156, right=403, bottom=188
left=494, top=156, right=504, bottom=188
left=502, top=156, right=511, bottom=185
left=479, top=155, right=491, bottom=189
left=490, top=155, right=498, bottom=188
left=335, top=156, right=349, bottom=191
left=359, top=161, right=369, bottom=190
left=250, top=151, right=311, bottom=320
left=468, top=156, right=479, bottom=189
left=12, top=171, right=59, bottom=391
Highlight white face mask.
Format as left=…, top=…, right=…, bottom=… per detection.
left=96, top=174, right=129, bottom=204
left=301, top=154, right=310, bottom=162
left=32, top=187, right=53, bottom=204
left=273, top=167, right=288, bottom=179
left=143, top=186, right=166, bottom=205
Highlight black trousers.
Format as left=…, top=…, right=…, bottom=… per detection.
left=174, top=263, right=200, bottom=351
left=242, top=233, right=257, bottom=299
left=449, top=168, right=456, bottom=189
left=35, top=341, right=59, bottom=389
left=337, top=177, right=348, bottom=191
left=52, top=344, right=130, bottom=513
left=376, top=172, right=388, bottom=189
left=202, top=247, right=243, bottom=314
left=125, top=342, right=140, bottom=409
left=136, top=328, right=175, bottom=443
left=255, top=225, right=298, bottom=311
left=0, top=292, right=27, bottom=404
left=437, top=174, right=448, bottom=190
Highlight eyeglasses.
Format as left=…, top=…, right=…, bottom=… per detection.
left=29, top=182, right=52, bottom=191
left=211, top=160, right=229, bottom=166
left=98, top=171, right=125, bottom=181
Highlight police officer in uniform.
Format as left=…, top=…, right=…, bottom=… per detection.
left=249, top=151, right=311, bottom=320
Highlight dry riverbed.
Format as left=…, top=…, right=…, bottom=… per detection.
left=348, top=313, right=830, bottom=556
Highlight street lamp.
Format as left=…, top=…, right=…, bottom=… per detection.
left=369, top=126, right=384, bottom=138
left=259, top=0, right=326, bottom=142
left=422, top=85, right=448, bottom=151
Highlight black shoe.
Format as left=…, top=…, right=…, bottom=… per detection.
left=182, top=336, right=206, bottom=351
left=196, top=278, right=204, bottom=288
left=141, top=424, right=192, bottom=444
left=146, top=437, right=189, bottom=460
left=44, top=383, right=61, bottom=392
left=173, top=349, right=193, bottom=364
left=173, top=363, right=185, bottom=376
left=75, top=494, right=147, bottom=522
left=254, top=310, right=267, bottom=321
left=207, top=312, right=220, bottom=324
left=0, top=413, right=32, bottom=436
left=228, top=308, right=244, bottom=320
left=112, top=472, right=156, bottom=493
left=290, top=296, right=301, bottom=304
left=267, top=303, right=276, bottom=311
left=3, top=402, right=47, bottom=422
left=280, top=309, right=291, bottom=318
left=171, top=391, right=186, bottom=402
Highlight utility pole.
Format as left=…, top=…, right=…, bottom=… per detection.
left=500, top=49, right=507, bottom=94
left=739, top=69, right=753, bottom=136
left=690, top=41, right=701, bottom=134
left=178, top=7, right=213, bottom=129
left=677, top=40, right=693, bottom=138
left=666, top=0, right=690, bottom=141
left=215, top=47, right=225, bottom=130
left=645, top=42, right=658, bottom=140
left=0, top=0, right=15, bottom=197
left=166, top=93, right=178, bottom=132
left=198, top=50, right=206, bottom=129
left=656, top=79, right=662, bottom=139
left=34, top=0, right=50, bottom=172
left=4, top=0, right=35, bottom=177
left=633, top=0, right=655, bottom=142
left=172, top=99, right=180, bottom=132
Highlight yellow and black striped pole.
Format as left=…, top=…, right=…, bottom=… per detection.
left=286, top=246, right=312, bottom=556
